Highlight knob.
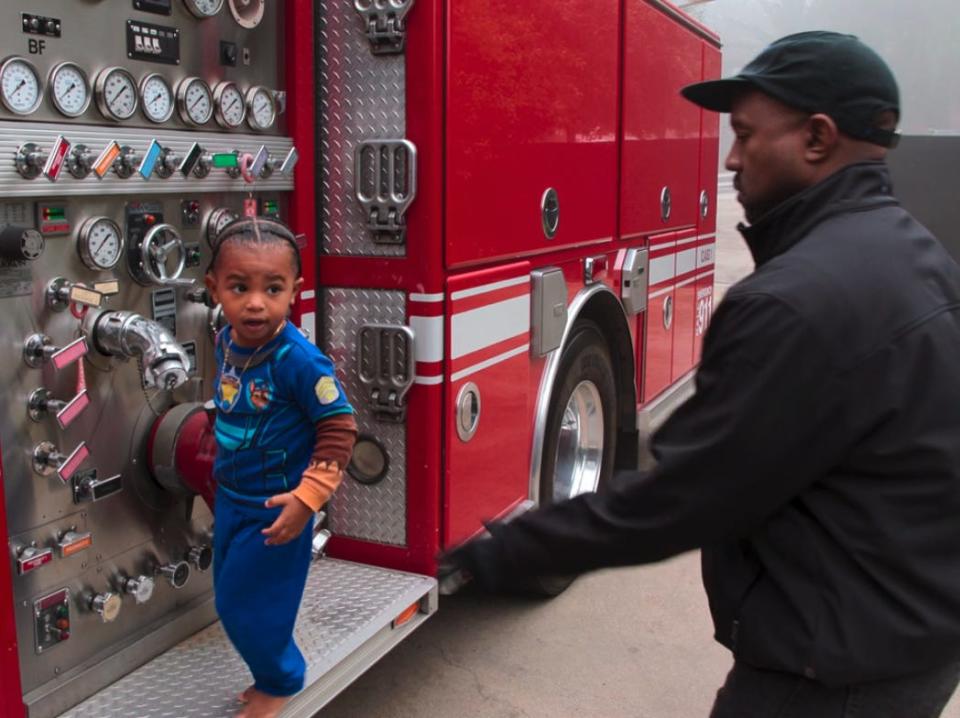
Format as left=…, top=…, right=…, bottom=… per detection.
left=32, top=441, right=67, bottom=476
left=185, top=287, right=212, bottom=306
left=67, top=144, right=94, bottom=179
left=90, top=592, right=122, bottom=623
left=193, top=152, right=212, bottom=179
left=113, top=145, right=138, bottom=179
left=158, top=561, right=190, bottom=589
left=186, top=545, right=213, bottom=572
left=156, top=147, right=178, bottom=179
left=0, top=223, right=44, bottom=262
left=14, top=142, right=47, bottom=180
left=15, top=542, right=53, bottom=575
left=28, top=388, right=66, bottom=422
left=122, top=575, right=156, bottom=605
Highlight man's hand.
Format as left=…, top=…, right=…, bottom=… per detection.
left=262, top=493, right=313, bottom=546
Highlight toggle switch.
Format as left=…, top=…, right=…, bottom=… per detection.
left=15, top=136, right=71, bottom=181
left=57, top=529, right=93, bottom=558
left=16, top=542, right=54, bottom=576
left=111, top=145, right=140, bottom=179
left=138, top=139, right=164, bottom=180
left=73, top=471, right=123, bottom=503
left=46, top=277, right=104, bottom=312
left=263, top=146, right=299, bottom=179
left=23, top=334, right=88, bottom=370
left=157, top=146, right=179, bottom=179
left=33, top=441, right=90, bottom=483
left=28, top=387, right=91, bottom=429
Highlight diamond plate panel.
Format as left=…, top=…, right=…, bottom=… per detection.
left=318, top=0, right=407, bottom=257
left=325, top=289, right=407, bottom=544
left=62, top=560, right=434, bottom=718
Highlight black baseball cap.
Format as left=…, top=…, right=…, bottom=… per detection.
left=682, top=31, right=900, bottom=148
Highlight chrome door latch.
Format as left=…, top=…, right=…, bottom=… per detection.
left=354, top=0, right=415, bottom=55
left=357, top=324, right=415, bottom=422
left=355, top=139, right=418, bottom=245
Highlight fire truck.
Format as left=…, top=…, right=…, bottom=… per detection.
left=0, top=1, right=719, bottom=715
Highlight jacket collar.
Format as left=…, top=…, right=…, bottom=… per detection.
left=738, top=161, right=898, bottom=266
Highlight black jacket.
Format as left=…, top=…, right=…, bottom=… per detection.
left=453, top=162, right=960, bottom=684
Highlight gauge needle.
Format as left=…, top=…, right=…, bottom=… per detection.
left=91, top=237, right=106, bottom=256
left=108, top=86, right=129, bottom=105
left=12, top=79, right=26, bottom=96
left=189, top=94, right=205, bottom=112
left=150, top=93, right=164, bottom=106
left=65, top=83, right=76, bottom=97
left=224, top=97, right=239, bottom=114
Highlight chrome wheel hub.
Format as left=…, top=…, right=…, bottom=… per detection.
left=552, top=380, right=604, bottom=502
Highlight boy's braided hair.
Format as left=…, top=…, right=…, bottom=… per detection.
left=207, top=215, right=303, bottom=277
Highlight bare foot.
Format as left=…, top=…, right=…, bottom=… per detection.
left=238, top=685, right=254, bottom=704
left=235, top=688, right=289, bottom=718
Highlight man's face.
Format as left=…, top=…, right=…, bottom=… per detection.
left=725, top=90, right=814, bottom=223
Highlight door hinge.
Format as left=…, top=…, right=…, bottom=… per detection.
left=354, top=0, right=415, bottom=55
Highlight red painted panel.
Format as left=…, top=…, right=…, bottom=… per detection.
left=621, top=0, right=703, bottom=238
left=445, top=263, right=532, bottom=547
left=672, top=231, right=699, bottom=380
left=0, top=435, right=26, bottom=717
left=446, top=0, right=620, bottom=268
left=694, top=42, right=722, bottom=362
left=643, top=232, right=677, bottom=401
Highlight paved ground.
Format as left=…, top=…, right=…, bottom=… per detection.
left=320, top=189, right=960, bottom=717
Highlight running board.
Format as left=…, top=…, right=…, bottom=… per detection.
left=59, top=560, right=437, bottom=717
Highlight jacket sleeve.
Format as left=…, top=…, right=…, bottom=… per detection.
left=451, top=291, right=850, bottom=591
left=291, top=413, right=358, bottom=511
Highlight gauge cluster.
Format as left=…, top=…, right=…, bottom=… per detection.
left=1, top=57, right=281, bottom=130
left=0, top=0, right=280, bottom=131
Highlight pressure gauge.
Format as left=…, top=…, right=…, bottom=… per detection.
left=206, top=207, right=239, bottom=247
left=95, top=67, right=138, bottom=121
left=213, top=81, right=246, bottom=129
left=49, top=62, right=91, bottom=118
left=245, top=86, right=276, bottom=131
left=140, top=73, right=174, bottom=124
left=183, top=0, right=224, bottom=18
left=176, top=77, right=213, bottom=126
left=77, top=217, right=125, bottom=271
left=0, top=56, right=43, bottom=115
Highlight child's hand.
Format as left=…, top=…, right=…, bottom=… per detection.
left=262, top=493, right=313, bottom=546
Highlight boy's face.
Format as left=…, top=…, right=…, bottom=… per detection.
left=205, top=242, right=303, bottom=348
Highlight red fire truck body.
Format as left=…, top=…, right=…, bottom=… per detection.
left=0, top=1, right=718, bottom=715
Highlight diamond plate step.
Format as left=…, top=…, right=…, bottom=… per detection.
left=58, top=560, right=437, bottom=718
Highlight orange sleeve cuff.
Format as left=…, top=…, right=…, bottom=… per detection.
left=291, top=462, right=344, bottom=512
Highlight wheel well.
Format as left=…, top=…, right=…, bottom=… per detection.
left=576, top=292, right=639, bottom=471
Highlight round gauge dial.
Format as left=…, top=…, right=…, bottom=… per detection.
left=176, top=77, right=213, bottom=126
left=245, top=86, right=276, bottom=131
left=95, top=67, right=138, bottom=121
left=140, top=73, right=174, bottom=124
left=206, top=207, right=239, bottom=247
left=0, top=57, right=43, bottom=115
left=213, top=81, right=246, bottom=128
left=49, top=62, right=91, bottom=118
left=183, top=0, right=224, bottom=18
left=77, top=217, right=125, bottom=271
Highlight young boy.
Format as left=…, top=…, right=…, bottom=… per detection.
left=204, top=216, right=357, bottom=718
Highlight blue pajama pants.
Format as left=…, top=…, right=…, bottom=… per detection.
left=213, top=487, right=314, bottom=697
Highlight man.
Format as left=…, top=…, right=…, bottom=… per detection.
left=444, top=31, right=960, bottom=717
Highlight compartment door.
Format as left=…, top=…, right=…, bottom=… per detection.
left=620, top=0, right=703, bottom=237
left=446, top=0, right=620, bottom=268
left=643, top=231, right=677, bottom=401
left=444, top=263, right=533, bottom=547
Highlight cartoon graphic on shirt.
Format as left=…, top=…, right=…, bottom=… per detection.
left=315, top=376, right=340, bottom=405
left=220, top=366, right=241, bottom=411
left=248, top=378, right=273, bottom=410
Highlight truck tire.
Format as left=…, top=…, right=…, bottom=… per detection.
left=533, top=319, right=618, bottom=595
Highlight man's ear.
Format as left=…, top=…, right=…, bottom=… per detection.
left=805, top=113, right=839, bottom=163
left=204, top=273, right=219, bottom=305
